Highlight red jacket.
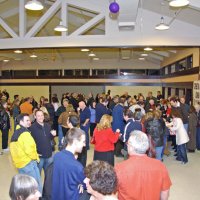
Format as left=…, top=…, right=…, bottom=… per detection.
left=94, top=128, right=119, bottom=152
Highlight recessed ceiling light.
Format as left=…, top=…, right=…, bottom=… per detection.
left=25, top=0, right=44, bottom=11
left=139, top=57, right=145, bottom=60
left=14, top=50, right=23, bottom=54
left=141, top=53, right=148, bottom=57
left=93, top=57, right=100, bottom=61
left=144, top=47, right=153, bottom=51
left=3, top=59, right=9, bottom=62
left=81, top=49, right=90, bottom=52
left=169, top=0, right=189, bottom=7
left=14, top=58, right=22, bottom=61
left=88, top=52, right=96, bottom=57
left=30, top=53, right=37, bottom=58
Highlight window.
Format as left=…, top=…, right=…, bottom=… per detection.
left=64, top=70, right=73, bottom=76
left=13, top=70, right=36, bottom=78
left=38, top=70, right=60, bottom=77
left=1, top=70, right=12, bottom=78
left=120, top=69, right=145, bottom=75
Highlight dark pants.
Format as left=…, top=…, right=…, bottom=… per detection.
left=1, top=128, right=9, bottom=149
left=78, top=147, right=87, bottom=167
left=196, top=127, right=200, bottom=150
left=115, top=140, right=124, bottom=157
left=177, top=143, right=188, bottom=163
left=62, top=127, right=69, bottom=137
left=94, top=150, right=114, bottom=166
left=89, top=123, right=96, bottom=137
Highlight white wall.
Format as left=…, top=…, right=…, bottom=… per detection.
left=0, top=86, right=49, bottom=102
left=51, top=85, right=105, bottom=100
left=105, top=86, right=162, bottom=98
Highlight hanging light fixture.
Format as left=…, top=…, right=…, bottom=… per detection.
left=81, top=49, right=90, bottom=52
left=144, top=47, right=153, bottom=51
left=88, top=52, right=96, bottom=57
left=141, top=53, right=148, bottom=57
left=14, top=50, right=23, bottom=54
left=25, top=0, right=44, bottom=11
left=169, top=0, right=189, bottom=7
left=155, top=16, right=169, bottom=30
left=138, top=57, right=145, bottom=61
left=54, top=21, right=68, bottom=32
left=30, top=52, right=37, bottom=58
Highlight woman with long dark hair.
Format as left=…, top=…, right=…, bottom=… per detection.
left=0, top=100, right=11, bottom=154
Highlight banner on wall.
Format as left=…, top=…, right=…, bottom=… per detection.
left=193, top=81, right=200, bottom=105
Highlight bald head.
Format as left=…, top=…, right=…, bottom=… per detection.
left=79, top=101, right=86, bottom=110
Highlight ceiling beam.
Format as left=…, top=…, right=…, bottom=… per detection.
left=19, top=0, right=26, bottom=38
left=0, top=7, right=18, bottom=18
left=168, top=50, right=177, bottom=53
left=148, top=53, right=164, bottom=61
left=25, top=0, right=62, bottom=38
left=153, top=51, right=169, bottom=57
left=189, top=0, right=200, bottom=10
left=69, top=13, right=105, bottom=36
left=0, top=17, right=18, bottom=38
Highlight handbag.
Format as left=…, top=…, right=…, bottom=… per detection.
left=90, top=136, right=96, bottom=144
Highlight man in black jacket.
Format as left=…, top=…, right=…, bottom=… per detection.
left=29, top=110, right=56, bottom=175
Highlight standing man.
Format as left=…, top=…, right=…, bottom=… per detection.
left=78, top=101, right=91, bottom=167
left=95, top=96, right=111, bottom=123
left=112, top=96, right=126, bottom=157
left=56, top=98, right=69, bottom=150
left=52, top=128, right=86, bottom=200
left=10, top=113, right=42, bottom=192
left=180, top=96, right=190, bottom=131
left=29, top=110, right=56, bottom=174
left=20, top=97, right=33, bottom=115
left=115, top=130, right=172, bottom=200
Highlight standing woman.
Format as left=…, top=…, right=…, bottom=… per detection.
left=195, top=104, right=200, bottom=150
left=89, top=100, right=96, bottom=137
left=187, top=106, right=198, bottom=152
left=0, top=100, right=11, bottom=154
left=93, top=114, right=120, bottom=166
left=169, top=109, right=189, bottom=164
left=12, top=99, right=20, bottom=130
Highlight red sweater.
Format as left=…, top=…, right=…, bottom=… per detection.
left=94, top=128, right=119, bottom=152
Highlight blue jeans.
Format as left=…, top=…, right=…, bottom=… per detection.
left=177, top=143, right=188, bottom=163
left=183, top=123, right=188, bottom=132
left=155, top=146, right=164, bottom=161
left=18, top=160, right=42, bottom=193
left=58, top=124, right=63, bottom=149
left=196, top=127, right=200, bottom=150
left=38, top=156, right=53, bottom=175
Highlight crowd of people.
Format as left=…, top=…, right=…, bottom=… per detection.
left=0, top=88, right=200, bottom=200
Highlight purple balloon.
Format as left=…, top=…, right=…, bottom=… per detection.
left=109, top=2, right=120, bottom=13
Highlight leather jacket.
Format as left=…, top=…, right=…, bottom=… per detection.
left=0, top=108, right=10, bottom=130
left=145, top=118, right=165, bottom=147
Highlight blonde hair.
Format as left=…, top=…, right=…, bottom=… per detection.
left=97, top=114, right=112, bottom=131
left=66, top=104, right=74, bottom=112
left=153, top=110, right=162, bottom=119
left=144, top=112, right=153, bottom=121
left=129, top=98, right=137, bottom=106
